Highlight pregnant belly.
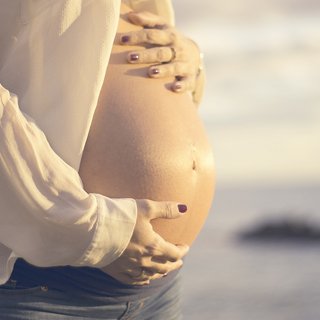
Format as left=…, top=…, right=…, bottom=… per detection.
left=79, top=6, right=215, bottom=245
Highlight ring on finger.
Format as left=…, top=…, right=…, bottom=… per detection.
left=167, top=47, right=177, bottom=63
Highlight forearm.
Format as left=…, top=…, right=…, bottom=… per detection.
left=0, top=85, right=137, bottom=269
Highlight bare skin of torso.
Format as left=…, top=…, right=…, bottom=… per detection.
left=79, top=4, right=215, bottom=246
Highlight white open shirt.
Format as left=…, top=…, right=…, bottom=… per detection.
left=0, top=0, right=174, bottom=284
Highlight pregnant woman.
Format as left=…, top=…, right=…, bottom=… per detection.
left=79, top=2, right=215, bottom=316
left=0, top=1, right=214, bottom=319
left=81, top=1, right=215, bottom=266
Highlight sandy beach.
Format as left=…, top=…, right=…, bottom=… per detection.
left=182, top=184, right=320, bottom=319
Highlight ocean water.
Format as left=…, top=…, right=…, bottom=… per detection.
left=173, top=0, right=320, bottom=186
left=182, top=184, right=320, bottom=320
left=171, top=1, right=320, bottom=318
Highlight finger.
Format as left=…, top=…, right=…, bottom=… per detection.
left=127, top=47, right=175, bottom=64
left=145, top=259, right=184, bottom=276
left=130, top=280, right=150, bottom=286
left=127, top=11, right=168, bottom=28
left=148, top=61, right=192, bottom=79
left=117, top=271, right=151, bottom=286
left=127, top=267, right=161, bottom=283
left=172, top=76, right=197, bottom=94
left=130, top=271, right=150, bottom=282
left=102, top=266, right=150, bottom=285
left=149, top=201, right=188, bottom=220
left=126, top=258, right=186, bottom=284
left=159, top=243, right=190, bottom=262
left=147, top=262, right=184, bottom=282
left=152, top=237, right=190, bottom=262
left=150, top=245, right=189, bottom=263
left=120, top=29, right=175, bottom=46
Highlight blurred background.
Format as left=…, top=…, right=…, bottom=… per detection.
left=173, top=0, right=320, bottom=319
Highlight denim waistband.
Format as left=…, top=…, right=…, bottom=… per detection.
left=7, top=259, right=179, bottom=302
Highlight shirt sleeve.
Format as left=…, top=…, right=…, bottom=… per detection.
left=0, top=85, right=137, bottom=272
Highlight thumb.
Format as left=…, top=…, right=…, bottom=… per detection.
left=151, top=201, right=188, bottom=220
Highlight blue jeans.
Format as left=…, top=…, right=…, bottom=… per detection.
left=0, top=274, right=182, bottom=319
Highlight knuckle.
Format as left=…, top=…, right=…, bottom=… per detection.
left=129, top=247, right=145, bottom=262
left=130, top=33, right=139, bottom=44
left=146, top=243, right=160, bottom=256
left=146, top=245, right=157, bottom=256
left=169, top=30, right=178, bottom=44
left=145, top=30, right=159, bottom=43
left=131, top=243, right=143, bottom=255
left=136, top=248, right=147, bottom=262
left=164, top=202, right=173, bottom=218
left=156, top=48, right=168, bottom=63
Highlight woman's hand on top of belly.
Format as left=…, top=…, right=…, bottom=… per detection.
left=119, top=11, right=205, bottom=106
left=101, top=199, right=189, bottom=286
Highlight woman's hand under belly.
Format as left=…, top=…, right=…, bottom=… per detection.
left=79, top=5, right=215, bottom=245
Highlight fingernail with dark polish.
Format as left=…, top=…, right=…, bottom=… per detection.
left=150, top=68, right=160, bottom=75
left=129, top=53, right=139, bottom=61
left=178, top=204, right=188, bottom=213
left=174, top=82, right=182, bottom=91
left=121, top=35, right=130, bottom=43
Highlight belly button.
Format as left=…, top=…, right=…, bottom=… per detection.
left=191, top=143, right=197, bottom=171
left=192, top=160, right=196, bottom=170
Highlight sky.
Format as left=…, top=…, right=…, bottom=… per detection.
left=173, top=0, right=320, bottom=187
